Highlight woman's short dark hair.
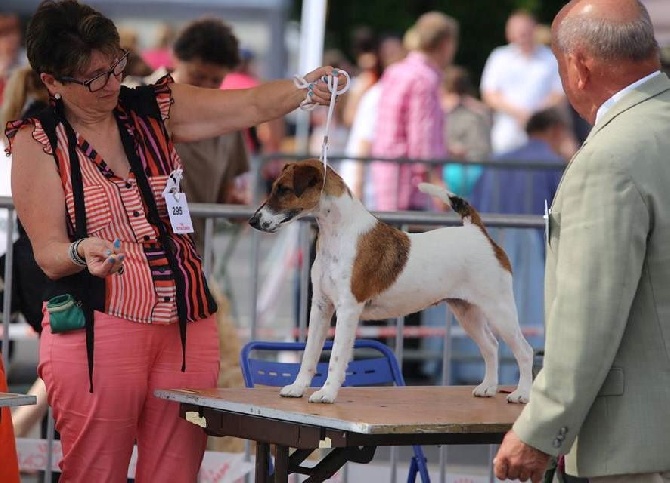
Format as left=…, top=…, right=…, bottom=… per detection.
left=525, top=108, right=567, bottom=135
left=173, top=18, right=240, bottom=69
left=26, top=0, right=120, bottom=77
left=443, top=65, right=475, bottom=97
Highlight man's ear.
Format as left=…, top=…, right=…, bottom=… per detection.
left=293, top=164, right=322, bottom=197
left=571, top=51, right=591, bottom=90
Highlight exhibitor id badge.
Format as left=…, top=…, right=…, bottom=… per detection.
left=162, top=168, right=194, bottom=234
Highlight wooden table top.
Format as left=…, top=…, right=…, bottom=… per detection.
left=0, top=392, right=37, bottom=408
left=156, top=385, right=524, bottom=435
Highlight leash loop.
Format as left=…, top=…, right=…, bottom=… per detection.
left=293, top=68, right=351, bottom=188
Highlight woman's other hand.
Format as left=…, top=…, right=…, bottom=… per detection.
left=79, top=237, right=125, bottom=278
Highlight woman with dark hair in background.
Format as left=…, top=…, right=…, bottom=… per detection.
left=154, top=17, right=251, bottom=255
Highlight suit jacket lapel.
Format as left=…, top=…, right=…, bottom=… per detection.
left=584, top=73, right=670, bottom=146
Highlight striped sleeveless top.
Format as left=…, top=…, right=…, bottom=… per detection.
left=6, top=75, right=217, bottom=325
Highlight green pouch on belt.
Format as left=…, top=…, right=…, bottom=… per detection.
left=47, top=294, right=86, bottom=333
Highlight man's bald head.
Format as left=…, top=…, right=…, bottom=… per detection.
left=553, top=0, right=658, bottom=62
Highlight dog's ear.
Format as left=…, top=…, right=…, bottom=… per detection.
left=293, top=164, right=322, bottom=197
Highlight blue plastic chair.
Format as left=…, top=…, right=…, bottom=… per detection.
left=239, top=339, right=431, bottom=482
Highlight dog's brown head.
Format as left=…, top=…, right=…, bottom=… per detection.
left=249, top=159, right=348, bottom=232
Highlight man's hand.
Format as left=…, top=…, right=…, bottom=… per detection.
left=494, top=430, right=551, bottom=482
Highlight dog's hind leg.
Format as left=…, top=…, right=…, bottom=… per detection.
left=475, top=295, right=533, bottom=404
left=280, top=296, right=334, bottom=399
left=309, top=304, right=363, bottom=403
left=447, top=299, right=500, bottom=398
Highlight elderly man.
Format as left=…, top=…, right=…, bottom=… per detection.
left=494, top=1, right=670, bottom=482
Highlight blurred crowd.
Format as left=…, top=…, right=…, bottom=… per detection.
left=2, top=7, right=670, bottom=210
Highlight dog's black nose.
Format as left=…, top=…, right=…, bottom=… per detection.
left=249, top=212, right=261, bottom=229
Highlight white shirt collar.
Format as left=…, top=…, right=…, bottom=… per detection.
left=595, top=70, right=661, bottom=125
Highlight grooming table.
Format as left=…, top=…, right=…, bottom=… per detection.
left=156, top=385, right=523, bottom=482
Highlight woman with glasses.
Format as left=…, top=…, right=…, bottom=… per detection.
left=4, top=1, right=340, bottom=481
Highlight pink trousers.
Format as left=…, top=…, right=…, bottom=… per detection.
left=39, top=310, right=220, bottom=483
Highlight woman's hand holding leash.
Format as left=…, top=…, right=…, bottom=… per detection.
left=294, top=66, right=351, bottom=110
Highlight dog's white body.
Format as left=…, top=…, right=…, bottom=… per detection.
left=250, top=160, right=533, bottom=404
left=361, top=228, right=507, bottom=319
left=317, top=215, right=500, bottom=320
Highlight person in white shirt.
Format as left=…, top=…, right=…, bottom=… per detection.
left=481, top=11, right=565, bottom=154
left=340, top=83, right=381, bottom=207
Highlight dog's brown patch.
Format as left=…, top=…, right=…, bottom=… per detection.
left=468, top=210, right=512, bottom=274
left=351, top=221, right=410, bottom=302
left=488, top=234, right=512, bottom=273
left=449, top=196, right=511, bottom=274
left=265, top=159, right=349, bottom=214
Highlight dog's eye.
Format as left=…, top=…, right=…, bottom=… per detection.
left=276, top=185, right=292, bottom=196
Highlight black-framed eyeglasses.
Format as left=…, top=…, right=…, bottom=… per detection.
left=57, top=50, right=129, bottom=92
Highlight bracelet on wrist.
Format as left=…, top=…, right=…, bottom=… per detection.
left=293, top=75, right=317, bottom=110
left=68, top=239, right=87, bottom=268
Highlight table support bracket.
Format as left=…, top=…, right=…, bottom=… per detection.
left=285, top=445, right=376, bottom=483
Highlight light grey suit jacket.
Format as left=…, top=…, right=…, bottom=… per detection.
left=513, top=72, right=670, bottom=477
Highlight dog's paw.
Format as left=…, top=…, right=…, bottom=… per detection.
left=506, top=389, right=529, bottom=404
left=473, top=383, right=497, bottom=398
left=308, top=388, right=337, bottom=404
left=280, top=383, right=306, bottom=398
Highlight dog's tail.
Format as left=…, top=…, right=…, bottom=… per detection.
left=418, top=182, right=511, bottom=272
left=418, top=183, right=480, bottom=226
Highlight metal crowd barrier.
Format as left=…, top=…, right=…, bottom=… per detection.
left=2, top=151, right=557, bottom=359
left=0, top=200, right=544, bottom=348
left=255, top=152, right=565, bottom=222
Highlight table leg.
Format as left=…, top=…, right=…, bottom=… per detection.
left=274, top=445, right=290, bottom=482
left=255, top=442, right=271, bottom=483
left=489, top=444, right=499, bottom=483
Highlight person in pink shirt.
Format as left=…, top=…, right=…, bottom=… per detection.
left=220, top=47, right=259, bottom=90
left=371, top=12, right=459, bottom=211
left=142, top=22, right=175, bottom=71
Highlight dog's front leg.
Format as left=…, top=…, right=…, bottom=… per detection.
left=309, top=304, right=363, bottom=403
left=280, top=296, right=334, bottom=398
